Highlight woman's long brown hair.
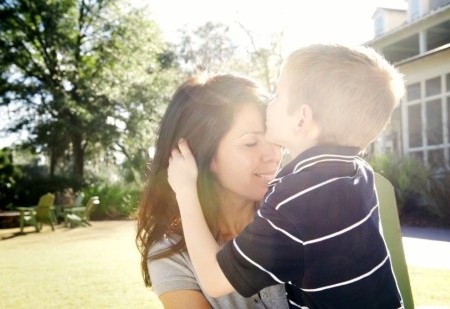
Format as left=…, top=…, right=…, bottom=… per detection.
left=135, top=73, right=268, bottom=286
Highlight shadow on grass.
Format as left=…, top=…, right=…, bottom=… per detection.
left=0, top=224, right=76, bottom=241
left=0, top=228, right=40, bottom=240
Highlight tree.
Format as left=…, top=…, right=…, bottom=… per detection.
left=235, top=22, right=283, bottom=92
left=176, top=21, right=238, bottom=74
left=0, top=0, right=175, bottom=181
left=175, top=20, right=283, bottom=93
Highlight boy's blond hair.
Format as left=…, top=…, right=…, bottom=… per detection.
left=282, top=44, right=405, bottom=149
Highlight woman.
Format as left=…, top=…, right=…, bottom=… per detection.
left=136, top=73, right=288, bottom=308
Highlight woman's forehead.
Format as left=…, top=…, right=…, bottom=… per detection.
left=226, top=103, right=265, bottom=136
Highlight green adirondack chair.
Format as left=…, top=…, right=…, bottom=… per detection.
left=18, top=193, right=56, bottom=232
left=65, top=196, right=100, bottom=228
left=56, top=191, right=85, bottom=223
left=375, top=173, right=414, bottom=309
left=73, top=192, right=85, bottom=207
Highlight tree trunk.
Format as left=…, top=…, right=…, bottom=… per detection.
left=72, top=132, right=84, bottom=181
left=50, top=149, right=57, bottom=177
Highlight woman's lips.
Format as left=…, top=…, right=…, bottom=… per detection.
left=255, top=171, right=277, bottom=183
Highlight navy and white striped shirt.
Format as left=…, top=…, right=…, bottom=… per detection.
left=217, top=145, right=403, bottom=309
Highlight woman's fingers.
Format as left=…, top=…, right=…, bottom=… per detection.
left=167, top=138, right=198, bottom=194
left=171, top=147, right=181, bottom=158
left=178, top=138, right=193, bottom=160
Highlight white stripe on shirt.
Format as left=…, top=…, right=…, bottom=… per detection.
left=257, top=209, right=304, bottom=243
left=301, top=255, right=390, bottom=292
left=293, top=157, right=357, bottom=174
left=294, top=153, right=356, bottom=172
left=275, top=176, right=353, bottom=210
left=288, top=299, right=306, bottom=308
left=257, top=204, right=378, bottom=245
left=303, top=204, right=379, bottom=245
left=269, top=154, right=357, bottom=185
left=232, top=239, right=284, bottom=284
left=264, top=184, right=277, bottom=204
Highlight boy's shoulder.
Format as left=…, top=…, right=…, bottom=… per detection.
left=265, top=145, right=370, bottom=211
left=271, top=144, right=362, bottom=183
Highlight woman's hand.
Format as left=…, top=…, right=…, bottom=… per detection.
left=168, top=138, right=198, bottom=197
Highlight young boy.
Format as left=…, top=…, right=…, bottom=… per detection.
left=168, top=44, right=405, bottom=308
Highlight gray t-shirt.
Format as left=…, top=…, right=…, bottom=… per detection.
left=148, top=235, right=289, bottom=309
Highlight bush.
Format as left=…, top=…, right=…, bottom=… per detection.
left=82, top=182, right=142, bottom=220
left=369, top=153, right=432, bottom=214
left=0, top=147, right=22, bottom=210
left=14, top=167, right=82, bottom=202
left=428, top=171, right=450, bottom=226
left=0, top=147, right=144, bottom=218
left=1, top=163, right=83, bottom=210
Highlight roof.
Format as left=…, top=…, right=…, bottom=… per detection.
left=367, top=5, right=450, bottom=44
left=372, top=7, right=407, bottom=19
left=395, top=43, right=450, bottom=65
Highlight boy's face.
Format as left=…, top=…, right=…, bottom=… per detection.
left=265, top=69, right=321, bottom=158
left=265, top=71, right=299, bottom=154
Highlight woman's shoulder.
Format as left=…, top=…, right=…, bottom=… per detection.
left=148, top=234, right=193, bottom=270
left=149, top=233, right=182, bottom=255
left=148, top=234, right=200, bottom=296
left=148, top=235, right=289, bottom=308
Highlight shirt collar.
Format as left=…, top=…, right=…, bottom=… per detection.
left=270, top=145, right=361, bottom=184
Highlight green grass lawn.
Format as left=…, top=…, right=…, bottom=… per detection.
left=408, top=266, right=450, bottom=307
left=0, top=221, right=163, bottom=309
left=0, top=221, right=449, bottom=308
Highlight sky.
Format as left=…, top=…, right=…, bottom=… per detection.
left=144, top=0, right=407, bottom=55
left=0, top=0, right=407, bottom=148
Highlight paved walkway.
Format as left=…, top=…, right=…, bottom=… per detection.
left=402, top=226, right=450, bottom=270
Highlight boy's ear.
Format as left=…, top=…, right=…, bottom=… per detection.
left=294, top=104, right=314, bottom=132
left=297, top=104, right=322, bottom=142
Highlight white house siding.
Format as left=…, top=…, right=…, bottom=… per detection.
left=367, top=3, right=450, bottom=171
left=398, top=49, right=450, bottom=170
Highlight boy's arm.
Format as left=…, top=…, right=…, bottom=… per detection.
left=168, top=139, right=235, bottom=297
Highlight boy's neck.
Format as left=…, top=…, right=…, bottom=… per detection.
left=288, top=144, right=362, bottom=161
left=287, top=142, right=318, bottom=161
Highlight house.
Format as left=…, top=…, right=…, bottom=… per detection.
left=366, top=0, right=450, bottom=171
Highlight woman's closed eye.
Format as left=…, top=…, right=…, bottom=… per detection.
left=240, top=132, right=264, bottom=147
left=244, top=141, right=258, bottom=147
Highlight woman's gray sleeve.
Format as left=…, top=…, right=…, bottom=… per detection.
left=148, top=240, right=200, bottom=296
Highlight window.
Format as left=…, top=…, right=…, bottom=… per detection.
left=429, top=149, right=445, bottom=169
left=409, top=0, right=421, bottom=20
left=425, top=77, right=441, bottom=97
left=410, top=151, right=423, bottom=163
left=447, top=97, right=450, bottom=143
left=446, top=73, right=450, bottom=92
left=374, top=15, right=384, bottom=37
left=407, top=83, right=421, bottom=101
left=426, top=99, right=443, bottom=145
left=403, top=73, right=450, bottom=170
left=408, top=104, right=422, bottom=147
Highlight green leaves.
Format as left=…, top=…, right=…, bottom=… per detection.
left=0, top=0, right=175, bottom=181
left=370, top=153, right=432, bottom=212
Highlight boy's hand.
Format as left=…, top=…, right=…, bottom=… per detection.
left=168, top=138, right=198, bottom=197
left=168, top=138, right=234, bottom=297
